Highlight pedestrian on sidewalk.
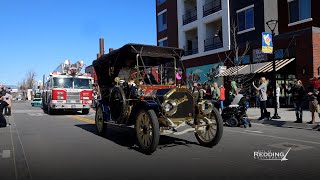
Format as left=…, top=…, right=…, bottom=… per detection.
left=211, top=82, right=220, bottom=106
left=276, top=83, right=281, bottom=109
left=220, top=85, right=225, bottom=111
left=286, top=80, right=306, bottom=123
left=4, top=90, right=12, bottom=116
left=252, top=77, right=268, bottom=120
left=229, top=81, right=238, bottom=102
left=0, top=94, right=11, bottom=127
left=307, top=89, right=319, bottom=124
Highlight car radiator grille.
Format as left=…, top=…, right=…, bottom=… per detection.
left=67, top=92, right=80, bottom=103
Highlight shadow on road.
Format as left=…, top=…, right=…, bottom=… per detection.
left=75, top=123, right=200, bottom=154
left=42, top=108, right=86, bottom=116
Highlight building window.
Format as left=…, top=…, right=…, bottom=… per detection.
left=237, top=5, right=254, bottom=32
left=288, top=0, right=311, bottom=23
left=158, top=10, right=167, bottom=32
left=158, top=38, right=168, bottom=47
left=157, top=0, right=166, bottom=6
left=234, top=55, right=250, bottom=65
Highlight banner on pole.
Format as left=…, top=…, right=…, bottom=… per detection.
left=262, top=32, right=273, bottom=54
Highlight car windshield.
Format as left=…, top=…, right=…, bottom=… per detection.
left=52, top=77, right=92, bottom=89
left=53, top=78, right=73, bottom=88
left=34, top=93, right=41, bottom=98
left=74, top=78, right=92, bottom=89
left=138, top=62, right=176, bottom=85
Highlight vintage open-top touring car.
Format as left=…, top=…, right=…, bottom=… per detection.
left=92, top=44, right=223, bottom=154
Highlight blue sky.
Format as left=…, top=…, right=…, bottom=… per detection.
left=0, top=0, right=156, bottom=86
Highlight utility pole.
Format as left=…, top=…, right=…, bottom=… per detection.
left=266, top=20, right=281, bottom=119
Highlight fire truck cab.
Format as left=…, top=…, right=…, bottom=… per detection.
left=42, top=60, right=93, bottom=115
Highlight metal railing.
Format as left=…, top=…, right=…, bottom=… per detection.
left=183, top=8, right=197, bottom=25
left=184, top=43, right=198, bottom=56
left=204, top=36, right=223, bottom=51
left=203, top=0, right=221, bottom=17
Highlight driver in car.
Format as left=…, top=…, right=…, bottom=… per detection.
left=118, top=59, right=135, bottom=82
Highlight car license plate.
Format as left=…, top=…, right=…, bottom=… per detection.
left=71, top=105, right=76, bottom=108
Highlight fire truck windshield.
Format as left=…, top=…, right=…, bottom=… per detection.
left=53, top=78, right=73, bottom=88
left=52, top=77, right=91, bottom=89
left=74, top=78, right=92, bottom=89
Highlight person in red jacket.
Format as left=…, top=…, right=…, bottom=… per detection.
left=220, top=85, right=225, bottom=111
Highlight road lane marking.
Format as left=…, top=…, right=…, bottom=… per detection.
left=11, top=116, right=33, bottom=180
left=0, top=150, right=11, bottom=158
left=67, top=115, right=95, bottom=124
left=243, top=130, right=263, bottom=134
left=226, top=129, right=320, bottom=146
left=9, top=116, right=18, bottom=179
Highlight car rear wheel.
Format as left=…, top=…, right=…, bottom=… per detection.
left=82, top=109, right=90, bottom=115
left=195, top=108, right=223, bottom=147
left=95, top=106, right=106, bottom=136
left=135, top=109, right=160, bottom=155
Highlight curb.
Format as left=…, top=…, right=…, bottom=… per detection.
left=248, top=117, right=320, bottom=131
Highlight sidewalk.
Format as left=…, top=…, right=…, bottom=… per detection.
left=247, top=107, right=320, bottom=130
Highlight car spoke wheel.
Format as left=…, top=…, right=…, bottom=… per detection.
left=135, top=109, right=159, bottom=154
left=195, top=108, right=223, bottom=147
left=95, top=106, right=106, bottom=136
left=109, top=87, right=128, bottom=124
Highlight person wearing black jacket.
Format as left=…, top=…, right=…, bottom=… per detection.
left=0, top=93, right=11, bottom=127
left=286, top=80, right=306, bottom=123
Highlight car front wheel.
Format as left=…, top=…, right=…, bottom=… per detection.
left=135, top=109, right=160, bottom=155
left=195, top=108, right=223, bottom=147
left=95, top=106, right=106, bottom=136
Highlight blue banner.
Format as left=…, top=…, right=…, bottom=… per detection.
left=262, top=32, right=273, bottom=54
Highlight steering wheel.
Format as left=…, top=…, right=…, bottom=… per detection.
left=129, top=71, right=145, bottom=84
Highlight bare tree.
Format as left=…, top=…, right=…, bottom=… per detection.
left=218, top=20, right=264, bottom=91
left=17, top=70, right=37, bottom=100
left=25, top=70, right=37, bottom=89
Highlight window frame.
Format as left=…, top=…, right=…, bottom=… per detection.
left=157, top=0, right=166, bottom=6
left=157, top=9, right=168, bottom=32
left=236, top=4, right=255, bottom=34
left=288, top=0, right=312, bottom=26
left=158, top=37, right=168, bottom=47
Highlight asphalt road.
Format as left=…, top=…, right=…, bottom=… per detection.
left=1, top=101, right=320, bottom=180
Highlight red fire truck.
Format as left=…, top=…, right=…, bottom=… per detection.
left=42, top=60, right=93, bottom=115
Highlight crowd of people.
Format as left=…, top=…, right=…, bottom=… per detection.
left=250, top=77, right=320, bottom=124
left=190, top=81, right=226, bottom=112
left=188, top=76, right=320, bottom=125
left=0, top=84, right=12, bottom=128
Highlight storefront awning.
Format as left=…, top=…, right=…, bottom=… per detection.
left=215, top=58, right=295, bottom=77
left=215, top=64, right=247, bottom=77
left=254, top=58, right=295, bottom=73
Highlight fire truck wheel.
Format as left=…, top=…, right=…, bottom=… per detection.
left=47, top=106, right=55, bottom=115
left=82, top=109, right=90, bottom=115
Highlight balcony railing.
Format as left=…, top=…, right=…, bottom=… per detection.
left=184, top=43, right=198, bottom=56
left=203, top=0, right=221, bottom=17
left=183, top=8, right=197, bottom=25
left=204, top=36, right=223, bottom=51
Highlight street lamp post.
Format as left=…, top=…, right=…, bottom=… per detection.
left=266, top=20, right=281, bottom=119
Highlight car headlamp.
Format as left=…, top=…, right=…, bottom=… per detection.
left=162, top=100, right=177, bottom=116
left=198, top=100, right=213, bottom=115
left=137, top=88, right=145, bottom=96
